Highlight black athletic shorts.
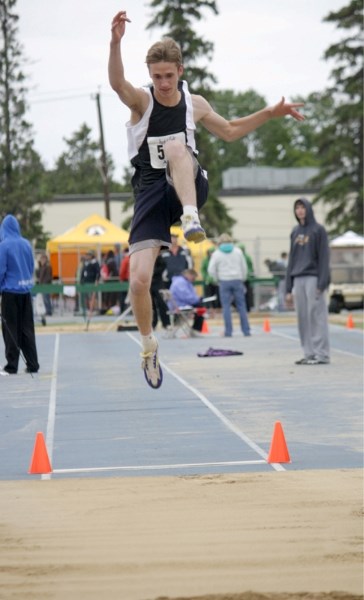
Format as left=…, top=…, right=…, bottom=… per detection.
left=128, top=165, right=208, bottom=254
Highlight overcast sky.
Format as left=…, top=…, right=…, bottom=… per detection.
left=17, top=0, right=345, bottom=178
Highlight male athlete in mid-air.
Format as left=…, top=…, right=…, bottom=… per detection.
left=108, top=10, right=304, bottom=389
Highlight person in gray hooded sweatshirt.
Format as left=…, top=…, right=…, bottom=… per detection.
left=285, top=198, right=330, bottom=365
left=0, top=215, right=39, bottom=375
left=208, top=233, right=250, bottom=337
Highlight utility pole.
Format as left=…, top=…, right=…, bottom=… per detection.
left=95, top=91, right=110, bottom=220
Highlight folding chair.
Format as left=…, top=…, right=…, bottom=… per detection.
left=159, top=289, right=195, bottom=338
left=160, top=290, right=216, bottom=339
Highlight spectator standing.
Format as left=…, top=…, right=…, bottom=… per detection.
left=238, top=243, right=255, bottom=312
left=161, top=234, right=191, bottom=286
left=276, top=251, right=288, bottom=311
left=37, top=253, right=53, bottom=316
left=208, top=233, right=251, bottom=337
left=81, top=249, right=100, bottom=317
left=200, top=246, right=219, bottom=311
left=0, top=215, right=39, bottom=375
left=102, top=250, right=119, bottom=311
left=119, top=247, right=130, bottom=313
left=74, top=255, right=85, bottom=315
left=114, top=243, right=122, bottom=273
left=151, top=250, right=170, bottom=330
left=265, top=252, right=288, bottom=311
left=285, top=198, right=330, bottom=365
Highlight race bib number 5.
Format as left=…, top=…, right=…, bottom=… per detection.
left=147, top=132, right=186, bottom=169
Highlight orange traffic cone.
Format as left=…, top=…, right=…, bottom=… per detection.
left=201, top=318, right=210, bottom=334
left=267, top=421, right=291, bottom=464
left=263, top=318, right=271, bottom=333
left=346, top=314, right=354, bottom=329
left=28, top=432, right=52, bottom=474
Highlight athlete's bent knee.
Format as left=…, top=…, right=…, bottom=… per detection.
left=129, top=274, right=150, bottom=297
left=164, top=139, right=186, bottom=162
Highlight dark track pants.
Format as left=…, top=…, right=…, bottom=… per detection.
left=1, top=292, right=39, bottom=373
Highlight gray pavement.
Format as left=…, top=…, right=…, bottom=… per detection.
left=0, top=314, right=362, bottom=480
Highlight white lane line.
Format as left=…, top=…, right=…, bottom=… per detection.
left=53, top=460, right=267, bottom=475
left=42, top=333, right=60, bottom=481
left=127, top=332, right=285, bottom=472
left=271, top=329, right=363, bottom=358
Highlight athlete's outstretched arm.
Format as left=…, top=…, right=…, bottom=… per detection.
left=195, top=95, right=304, bottom=142
left=108, top=11, right=146, bottom=115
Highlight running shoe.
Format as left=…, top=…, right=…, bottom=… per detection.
left=306, top=357, right=330, bottom=365
left=140, top=344, right=163, bottom=389
left=0, top=365, right=12, bottom=375
left=181, top=214, right=206, bottom=243
left=295, top=356, right=315, bottom=365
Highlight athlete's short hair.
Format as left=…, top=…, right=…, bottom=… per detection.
left=146, top=37, right=182, bottom=68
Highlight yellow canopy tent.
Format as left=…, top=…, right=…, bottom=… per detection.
left=46, top=215, right=213, bottom=282
left=47, top=214, right=129, bottom=282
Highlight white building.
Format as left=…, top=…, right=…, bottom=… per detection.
left=41, top=192, right=133, bottom=239
left=40, top=166, right=327, bottom=277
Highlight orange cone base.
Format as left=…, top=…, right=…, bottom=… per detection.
left=263, top=319, right=271, bottom=333
left=267, top=421, right=291, bottom=464
left=346, top=314, right=354, bottom=329
left=201, top=319, right=210, bottom=334
left=28, top=432, right=52, bottom=474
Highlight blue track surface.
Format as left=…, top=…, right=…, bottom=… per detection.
left=0, top=319, right=362, bottom=480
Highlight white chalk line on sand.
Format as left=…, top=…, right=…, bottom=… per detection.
left=53, top=460, right=266, bottom=475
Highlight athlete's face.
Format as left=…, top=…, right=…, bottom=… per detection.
left=148, top=62, right=183, bottom=104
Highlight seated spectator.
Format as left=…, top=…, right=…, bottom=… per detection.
left=169, top=268, right=204, bottom=331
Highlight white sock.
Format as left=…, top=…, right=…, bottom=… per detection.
left=183, top=205, right=199, bottom=218
left=141, top=333, right=157, bottom=352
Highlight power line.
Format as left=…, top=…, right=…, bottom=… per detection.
left=30, top=86, right=95, bottom=96
left=29, top=92, right=93, bottom=104
left=29, top=92, right=116, bottom=105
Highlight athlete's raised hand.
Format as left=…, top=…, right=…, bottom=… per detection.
left=270, top=96, right=305, bottom=121
left=111, top=11, right=131, bottom=43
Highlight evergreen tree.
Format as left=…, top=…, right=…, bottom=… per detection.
left=313, top=0, right=363, bottom=234
left=46, top=123, right=123, bottom=195
left=0, top=0, right=47, bottom=243
left=210, top=89, right=324, bottom=174
left=146, top=0, right=235, bottom=237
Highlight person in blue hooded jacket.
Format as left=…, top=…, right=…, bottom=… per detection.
left=285, top=197, right=330, bottom=365
left=208, top=233, right=251, bottom=337
left=0, top=215, right=39, bottom=375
